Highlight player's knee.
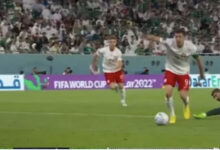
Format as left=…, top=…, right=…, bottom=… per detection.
left=109, top=84, right=116, bottom=90
left=165, top=93, right=172, bottom=98
left=180, top=94, right=187, bottom=100
left=179, top=91, right=188, bottom=100
left=164, top=85, right=173, bottom=98
left=118, top=84, right=124, bottom=89
left=109, top=86, right=115, bottom=90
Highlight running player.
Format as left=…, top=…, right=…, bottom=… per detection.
left=91, top=35, right=127, bottom=107
left=145, top=28, right=205, bottom=124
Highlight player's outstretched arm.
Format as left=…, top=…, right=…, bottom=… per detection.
left=193, top=55, right=205, bottom=79
left=91, top=53, right=99, bottom=71
left=143, top=34, right=161, bottom=43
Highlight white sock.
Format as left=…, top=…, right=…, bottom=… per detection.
left=119, top=87, right=126, bottom=103
left=186, top=96, right=189, bottom=104
left=165, top=97, right=175, bottom=116
left=184, top=96, right=189, bottom=106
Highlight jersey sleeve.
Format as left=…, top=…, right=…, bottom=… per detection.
left=159, top=38, right=173, bottom=53
left=190, top=43, right=198, bottom=55
left=191, top=43, right=199, bottom=59
left=159, top=38, right=173, bottom=45
left=96, top=48, right=104, bottom=56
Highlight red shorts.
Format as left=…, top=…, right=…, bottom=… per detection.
left=104, top=70, right=124, bottom=85
left=164, top=70, right=190, bottom=91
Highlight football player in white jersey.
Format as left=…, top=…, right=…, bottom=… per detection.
left=145, top=28, right=204, bottom=124
left=91, top=35, right=127, bottom=107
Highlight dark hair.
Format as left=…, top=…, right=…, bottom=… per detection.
left=19, top=70, right=24, bottom=74
left=174, top=28, right=186, bottom=36
left=108, top=35, right=117, bottom=40
left=46, top=55, right=54, bottom=61
left=211, top=88, right=220, bottom=97
left=65, top=67, right=72, bottom=74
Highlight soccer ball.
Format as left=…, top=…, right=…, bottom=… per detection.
left=155, top=112, right=169, bottom=125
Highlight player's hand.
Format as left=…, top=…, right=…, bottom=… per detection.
left=90, top=64, right=100, bottom=75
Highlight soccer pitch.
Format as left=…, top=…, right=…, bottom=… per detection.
left=0, top=89, right=219, bottom=148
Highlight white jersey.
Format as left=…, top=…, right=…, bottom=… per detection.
left=96, top=46, right=122, bottom=73
left=160, top=38, right=197, bottom=75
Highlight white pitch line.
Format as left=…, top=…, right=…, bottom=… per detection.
left=0, top=111, right=154, bottom=119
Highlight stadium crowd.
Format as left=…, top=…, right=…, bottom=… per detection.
left=0, top=0, right=220, bottom=55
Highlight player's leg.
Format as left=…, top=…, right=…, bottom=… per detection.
left=164, top=70, right=176, bottom=124
left=104, top=72, right=118, bottom=92
left=116, top=70, right=127, bottom=107
left=109, top=82, right=119, bottom=91
left=164, top=85, right=176, bottom=123
left=179, top=90, right=189, bottom=105
left=179, top=90, right=190, bottom=119
left=178, top=74, right=190, bottom=119
left=118, top=83, right=127, bottom=107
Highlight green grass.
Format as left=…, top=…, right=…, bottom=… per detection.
left=0, top=89, right=219, bottom=148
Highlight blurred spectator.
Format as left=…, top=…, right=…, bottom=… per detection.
left=121, top=36, right=130, bottom=54
left=0, top=0, right=219, bottom=54
left=63, top=67, right=73, bottom=75
left=48, top=40, right=60, bottom=54
left=196, top=41, right=205, bottom=54
left=69, top=42, right=80, bottom=54
left=32, top=66, right=46, bottom=75
left=125, top=35, right=139, bottom=56
left=140, top=67, right=149, bottom=75
left=202, top=44, right=213, bottom=54
left=10, top=39, right=19, bottom=54
left=17, top=37, right=30, bottom=53
left=135, top=40, right=145, bottom=55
